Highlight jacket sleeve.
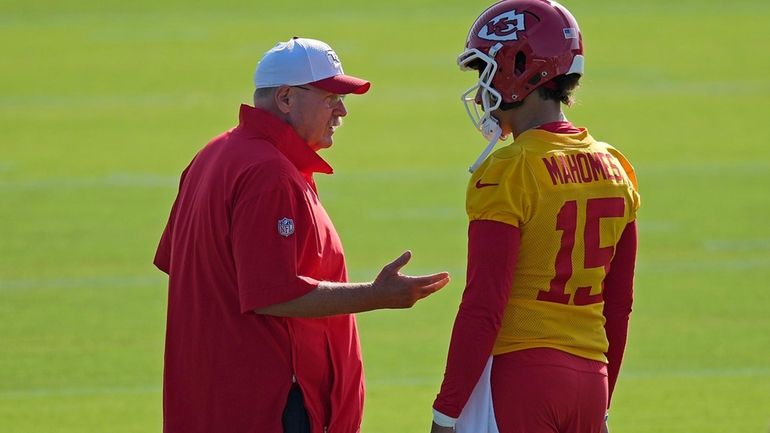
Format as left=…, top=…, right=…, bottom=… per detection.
left=231, top=174, right=318, bottom=313
left=153, top=165, right=191, bottom=275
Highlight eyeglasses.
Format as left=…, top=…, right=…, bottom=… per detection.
left=292, top=85, right=346, bottom=109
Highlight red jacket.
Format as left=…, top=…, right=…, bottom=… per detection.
left=155, top=105, right=364, bottom=433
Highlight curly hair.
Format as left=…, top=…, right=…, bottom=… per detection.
left=499, top=73, right=581, bottom=110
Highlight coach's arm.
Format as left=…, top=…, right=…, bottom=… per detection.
left=254, top=251, right=450, bottom=317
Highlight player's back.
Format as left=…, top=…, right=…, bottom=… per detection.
left=466, top=126, right=640, bottom=362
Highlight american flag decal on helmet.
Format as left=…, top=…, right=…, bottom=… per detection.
left=563, top=28, right=578, bottom=39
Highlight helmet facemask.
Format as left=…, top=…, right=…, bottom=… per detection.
left=457, top=44, right=506, bottom=172
left=457, top=44, right=506, bottom=142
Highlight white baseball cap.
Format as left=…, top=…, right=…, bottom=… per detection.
left=254, top=37, right=370, bottom=95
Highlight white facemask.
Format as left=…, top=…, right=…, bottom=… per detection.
left=457, top=43, right=507, bottom=173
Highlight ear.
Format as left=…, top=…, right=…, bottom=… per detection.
left=275, top=86, right=292, bottom=114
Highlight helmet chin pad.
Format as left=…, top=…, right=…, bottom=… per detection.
left=480, top=116, right=503, bottom=142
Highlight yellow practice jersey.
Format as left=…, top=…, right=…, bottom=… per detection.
left=467, top=127, right=640, bottom=362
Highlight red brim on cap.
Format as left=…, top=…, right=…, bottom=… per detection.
left=310, top=74, right=371, bottom=95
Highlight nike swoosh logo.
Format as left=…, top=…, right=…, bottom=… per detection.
left=475, top=180, right=499, bottom=188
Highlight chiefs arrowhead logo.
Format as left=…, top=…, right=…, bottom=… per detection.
left=478, top=10, right=526, bottom=41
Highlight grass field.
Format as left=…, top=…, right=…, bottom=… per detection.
left=1, top=0, right=769, bottom=432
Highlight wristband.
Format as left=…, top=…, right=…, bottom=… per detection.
left=432, top=408, right=457, bottom=429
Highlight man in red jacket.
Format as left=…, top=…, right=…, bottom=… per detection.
left=155, top=37, right=450, bottom=433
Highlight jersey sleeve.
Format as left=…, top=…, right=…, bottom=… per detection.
left=434, top=220, right=520, bottom=419
left=231, top=170, right=318, bottom=314
left=466, top=150, right=533, bottom=227
left=606, top=146, right=641, bottom=221
left=603, top=220, right=637, bottom=407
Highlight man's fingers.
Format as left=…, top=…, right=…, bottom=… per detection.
left=420, top=276, right=451, bottom=296
left=384, top=250, right=412, bottom=273
left=408, top=272, right=450, bottom=286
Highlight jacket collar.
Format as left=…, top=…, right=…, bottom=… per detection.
left=238, top=104, right=333, bottom=175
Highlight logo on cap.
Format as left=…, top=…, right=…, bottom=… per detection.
left=326, top=50, right=341, bottom=67
left=277, top=217, right=295, bottom=237
left=479, top=10, right=526, bottom=41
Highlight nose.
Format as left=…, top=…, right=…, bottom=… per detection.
left=334, top=100, right=348, bottom=117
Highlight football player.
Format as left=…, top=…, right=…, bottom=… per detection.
left=431, top=1, right=640, bottom=432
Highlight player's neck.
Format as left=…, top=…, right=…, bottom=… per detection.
left=507, top=98, right=565, bottom=139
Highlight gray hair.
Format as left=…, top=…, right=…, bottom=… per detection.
left=253, top=87, right=277, bottom=104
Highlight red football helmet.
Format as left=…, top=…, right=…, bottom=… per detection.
left=458, top=0, right=584, bottom=165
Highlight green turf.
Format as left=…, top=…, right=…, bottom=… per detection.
left=1, top=1, right=769, bottom=432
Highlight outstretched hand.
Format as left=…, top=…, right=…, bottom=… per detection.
left=373, top=251, right=450, bottom=309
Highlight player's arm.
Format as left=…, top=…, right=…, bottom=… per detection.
left=603, top=220, right=638, bottom=406
left=254, top=251, right=450, bottom=317
left=432, top=219, right=520, bottom=428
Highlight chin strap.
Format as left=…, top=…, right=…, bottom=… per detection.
left=468, top=117, right=503, bottom=173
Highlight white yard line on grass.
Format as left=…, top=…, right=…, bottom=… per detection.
left=0, top=385, right=160, bottom=399
left=1, top=369, right=768, bottom=398
left=0, top=275, right=164, bottom=291
left=355, top=367, right=770, bottom=388
left=0, top=173, right=178, bottom=191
